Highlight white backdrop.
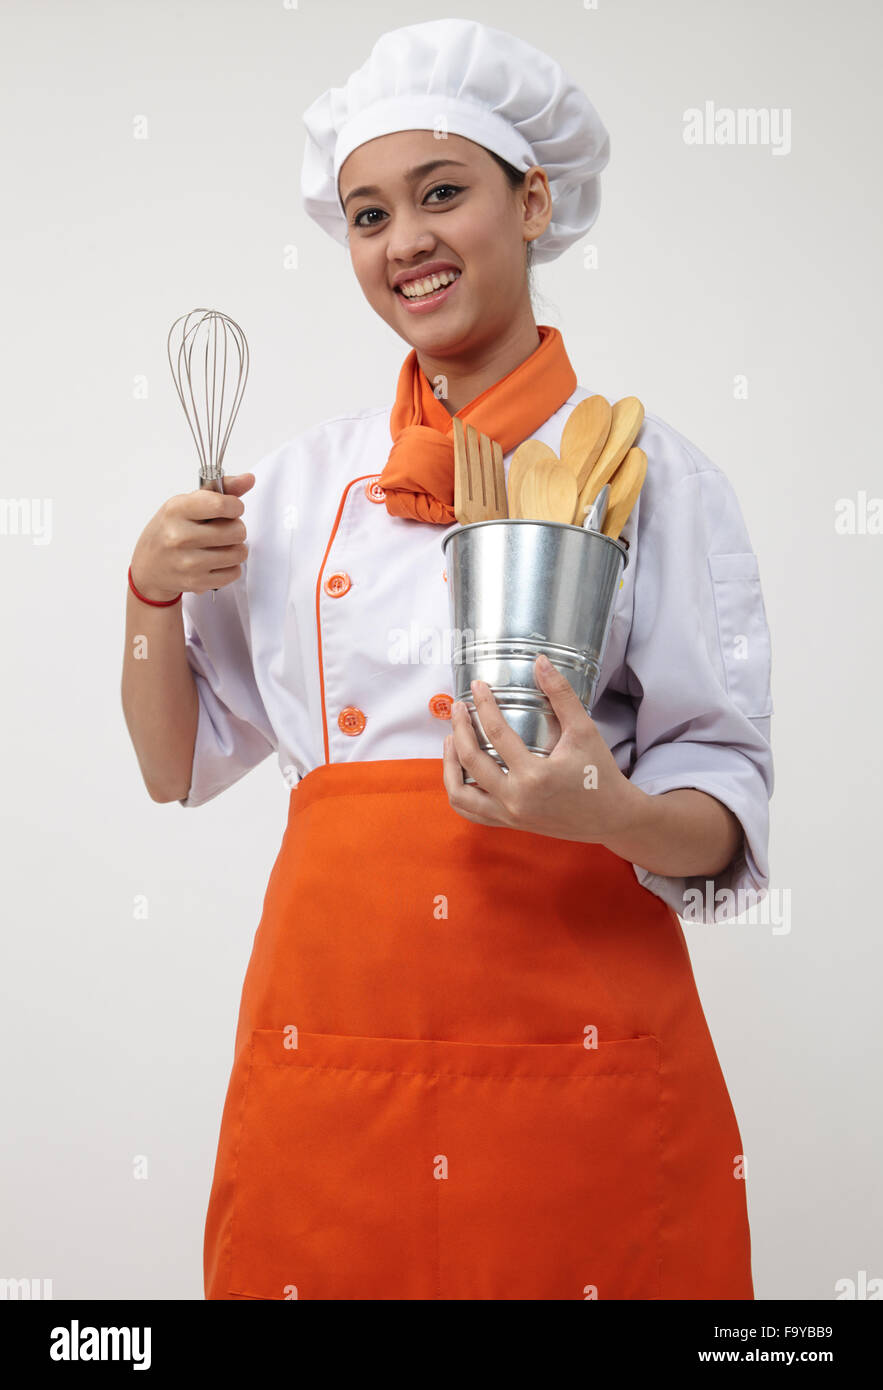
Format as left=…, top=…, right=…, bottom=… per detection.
left=1, top=0, right=880, bottom=1300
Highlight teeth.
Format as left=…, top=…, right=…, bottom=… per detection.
left=399, top=269, right=460, bottom=299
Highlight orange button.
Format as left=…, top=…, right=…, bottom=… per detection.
left=338, top=707, right=366, bottom=736
left=442, top=567, right=448, bottom=583
left=429, top=694, right=453, bottom=720
left=324, top=571, right=351, bottom=597
left=365, top=478, right=386, bottom=503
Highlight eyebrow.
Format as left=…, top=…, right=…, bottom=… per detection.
left=341, top=159, right=469, bottom=210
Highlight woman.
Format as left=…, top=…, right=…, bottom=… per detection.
left=122, top=19, right=774, bottom=1300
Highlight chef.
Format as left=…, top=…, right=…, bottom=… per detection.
left=166, top=18, right=774, bottom=1300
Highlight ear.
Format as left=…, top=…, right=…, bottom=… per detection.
left=523, top=166, right=554, bottom=242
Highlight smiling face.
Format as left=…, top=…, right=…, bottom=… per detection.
left=338, top=130, right=552, bottom=360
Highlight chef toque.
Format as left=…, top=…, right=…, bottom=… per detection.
left=301, top=17, right=610, bottom=264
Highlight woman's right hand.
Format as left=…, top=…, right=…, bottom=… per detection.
left=129, top=473, right=256, bottom=601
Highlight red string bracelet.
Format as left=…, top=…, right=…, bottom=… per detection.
left=128, top=565, right=182, bottom=607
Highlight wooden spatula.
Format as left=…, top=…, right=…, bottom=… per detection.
left=559, top=395, right=612, bottom=494
left=506, top=438, right=559, bottom=519
left=601, top=446, right=647, bottom=539
left=519, top=459, right=578, bottom=524
left=453, top=416, right=508, bottom=523
left=573, top=396, right=644, bottom=523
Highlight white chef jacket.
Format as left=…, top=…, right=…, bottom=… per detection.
left=178, top=386, right=774, bottom=924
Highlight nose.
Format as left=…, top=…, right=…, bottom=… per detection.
left=386, top=216, right=435, bottom=266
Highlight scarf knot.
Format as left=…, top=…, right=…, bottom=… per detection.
left=379, top=325, right=577, bottom=525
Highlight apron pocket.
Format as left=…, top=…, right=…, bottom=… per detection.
left=227, top=1029, right=661, bottom=1300
left=433, top=1033, right=662, bottom=1300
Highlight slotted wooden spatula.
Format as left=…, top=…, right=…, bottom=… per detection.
left=573, top=396, right=644, bottom=524
left=453, top=416, right=507, bottom=523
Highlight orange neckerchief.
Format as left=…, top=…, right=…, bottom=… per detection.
left=380, top=324, right=577, bottom=524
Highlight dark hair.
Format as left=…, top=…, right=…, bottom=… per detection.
left=487, top=149, right=537, bottom=283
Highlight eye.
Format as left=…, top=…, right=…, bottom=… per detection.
left=425, top=183, right=463, bottom=204
left=352, top=206, right=384, bottom=228
left=352, top=184, right=465, bottom=228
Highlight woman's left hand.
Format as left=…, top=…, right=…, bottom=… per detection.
left=442, top=653, right=641, bottom=844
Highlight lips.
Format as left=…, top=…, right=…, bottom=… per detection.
left=392, top=262, right=462, bottom=293
left=395, top=269, right=462, bottom=299
left=394, top=271, right=462, bottom=314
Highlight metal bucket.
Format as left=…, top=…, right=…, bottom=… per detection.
left=441, top=519, right=628, bottom=778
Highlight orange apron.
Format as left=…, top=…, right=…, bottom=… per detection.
left=203, top=758, right=753, bottom=1300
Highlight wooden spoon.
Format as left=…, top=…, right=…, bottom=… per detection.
left=519, top=459, right=578, bottom=524
left=559, top=395, right=612, bottom=493
left=573, top=396, right=644, bottom=523
left=505, top=438, right=559, bottom=519
left=601, top=446, right=647, bottom=539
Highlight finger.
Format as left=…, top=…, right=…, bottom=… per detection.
left=217, top=473, right=256, bottom=497
left=182, top=516, right=248, bottom=547
left=201, top=544, right=248, bottom=571
left=442, top=734, right=502, bottom=825
left=176, top=546, right=248, bottom=592
left=468, top=680, right=532, bottom=776
left=185, top=487, right=251, bottom=523
left=534, top=655, right=592, bottom=740
left=441, top=731, right=464, bottom=797
left=202, top=563, right=243, bottom=591
left=450, top=699, right=511, bottom=798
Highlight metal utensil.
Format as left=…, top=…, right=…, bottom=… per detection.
left=581, top=482, right=610, bottom=532
left=167, top=308, right=250, bottom=598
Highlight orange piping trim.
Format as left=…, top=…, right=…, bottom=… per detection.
left=315, top=474, right=387, bottom=765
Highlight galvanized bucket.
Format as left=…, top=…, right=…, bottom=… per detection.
left=441, top=519, right=628, bottom=777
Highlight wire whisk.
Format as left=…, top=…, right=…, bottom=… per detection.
left=167, top=308, right=250, bottom=600
left=167, top=308, right=250, bottom=490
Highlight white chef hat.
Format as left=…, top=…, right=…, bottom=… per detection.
left=301, top=17, right=610, bottom=265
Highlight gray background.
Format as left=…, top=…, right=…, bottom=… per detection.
left=1, top=0, right=880, bottom=1299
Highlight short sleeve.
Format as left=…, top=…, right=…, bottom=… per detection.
left=178, top=584, right=276, bottom=807
left=624, top=464, right=774, bottom=922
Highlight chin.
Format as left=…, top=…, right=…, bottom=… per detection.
left=403, top=309, right=475, bottom=345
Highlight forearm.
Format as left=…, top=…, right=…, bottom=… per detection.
left=120, top=588, right=199, bottom=802
left=601, top=781, right=743, bottom=877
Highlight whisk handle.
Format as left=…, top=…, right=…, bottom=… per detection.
left=198, top=475, right=225, bottom=599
